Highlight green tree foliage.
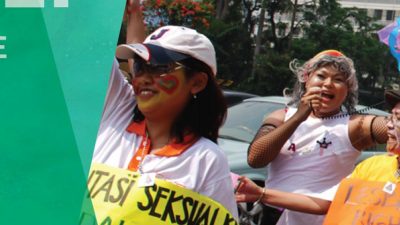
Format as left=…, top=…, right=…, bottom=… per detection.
left=240, top=51, right=294, bottom=95
left=234, top=0, right=398, bottom=107
left=130, top=0, right=254, bottom=89
left=203, top=20, right=253, bottom=87
left=296, top=0, right=399, bottom=106
left=138, top=0, right=399, bottom=106
left=201, top=0, right=254, bottom=88
left=142, top=0, right=215, bottom=32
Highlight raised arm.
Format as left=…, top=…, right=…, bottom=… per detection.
left=348, top=115, right=388, bottom=150
left=247, top=88, right=322, bottom=168
left=125, top=0, right=146, bottom=44
left=247, top=109, right=290, bottom=168
left=124, top=0, right=146, bottom=74
left=235, top=177, right=331, bottom=215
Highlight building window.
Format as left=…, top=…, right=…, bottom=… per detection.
left=387, top=10, right=395, bottom=21
left=374, top=10, right=383, bottom=20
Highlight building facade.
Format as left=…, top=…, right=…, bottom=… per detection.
left=339, top=0, right=400, bottom=25
left=270, top=0, right=400, bottom=38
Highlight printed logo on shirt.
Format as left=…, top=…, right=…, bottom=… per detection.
left=287, top=143, right=296, bottom=152
left=317, top=137, right=332, bottom=156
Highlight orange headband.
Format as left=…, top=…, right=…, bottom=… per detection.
left=313, top=49, right=344, bottom=58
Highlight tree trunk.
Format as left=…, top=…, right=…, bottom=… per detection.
left=216, top=0, right=229, bottom=19
left=251, top=0, right=266, bottom=79
left=268, top=1, right=277, bottom=48
left=287, top=0, right=298, bottom=49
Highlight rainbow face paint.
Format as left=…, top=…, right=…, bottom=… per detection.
left=133, top=69, right=190, bottom=116
left=155, top=74, right=179, bottom=94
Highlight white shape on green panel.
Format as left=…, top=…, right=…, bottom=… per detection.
left=5, top=0, right=68, bottom=8
left=0, top=36, right=6, bottom=59
left=54, top=0, right=68, bottom=7
left=5, top=0, right=44, bottom=7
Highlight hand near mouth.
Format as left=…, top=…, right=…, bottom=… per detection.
left=296, top=86, right=322, bottom=120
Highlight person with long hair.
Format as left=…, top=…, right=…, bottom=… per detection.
left=92, top=24, right=238, bottom=219
left=237, top=89, right=400, bottom=224
left=247, top=50, right=388, bottom=225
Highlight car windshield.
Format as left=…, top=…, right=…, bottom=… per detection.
left=219, top=101, right=285, bottom=143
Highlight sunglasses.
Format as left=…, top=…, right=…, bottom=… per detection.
left=133, top=61, right=187, bottom=77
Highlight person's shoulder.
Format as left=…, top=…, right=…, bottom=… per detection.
left=263, top=108, right=287, bottom=124
left=188, top=137, right=226, bottom=158
left=270, top=108, right=287, bottom=116
left=191, top=137, right=221, bottom=151
left=349, top=114, right=376, bottom=123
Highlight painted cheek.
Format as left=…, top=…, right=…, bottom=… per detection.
left=155, top=74, right=180, bottom=95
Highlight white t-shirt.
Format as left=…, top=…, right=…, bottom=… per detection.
left=266, top=107, right=360, bottom=225
left=92, top=59, right=238, bottom=219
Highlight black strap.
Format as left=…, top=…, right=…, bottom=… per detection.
left=260, top=123, right=277, bottom=129
left=369, top=116, right=377, bottom=143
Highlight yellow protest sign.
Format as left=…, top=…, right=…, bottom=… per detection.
left=79, top=163, right=238, bottom=225
left=323, top=178, right=400, bottom=225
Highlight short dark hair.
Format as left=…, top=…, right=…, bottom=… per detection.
left=385, top=89, right=400, bottom=109
left=132, top=57, right=227, bottom=143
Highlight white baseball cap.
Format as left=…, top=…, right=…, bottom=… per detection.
left=116, top=25, right=217, bottom=76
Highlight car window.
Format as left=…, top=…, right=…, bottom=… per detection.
left=220, top=101, right=285, bottom=143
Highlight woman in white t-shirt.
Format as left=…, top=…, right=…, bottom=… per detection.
left=92, top=24, right=238, bottom=219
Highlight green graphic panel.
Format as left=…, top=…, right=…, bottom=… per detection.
left=42, top=0, right=125, bottom=174
left=0, top=0, right=124, bottom=224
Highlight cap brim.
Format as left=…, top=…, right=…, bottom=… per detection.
left=385, top=89, right=400, bottom=109
left=116, top=43, right=190, bottom=65
left=116, top=43, right=150, bottom=60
